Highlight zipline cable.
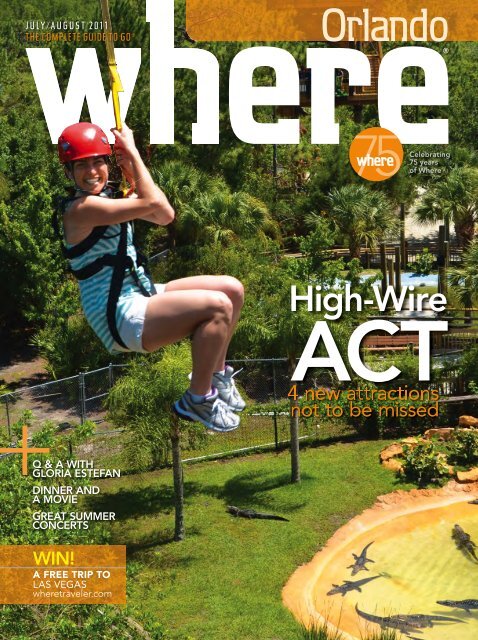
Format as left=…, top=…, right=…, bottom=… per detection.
left=100, top=0, right=128, bottom=195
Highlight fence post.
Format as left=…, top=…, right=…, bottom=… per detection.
left=273, top=411, right=279, bottom=451
left=5, top=395, right=11, bottom=439
left=438, top=224, right=446, bottom=295
left=400, top=203, right=406, bottom=269
left=272, top=361, right=278, bottom=404
left=380, top=243, right=387, bottom=298
left=272, top=361, right=279, bottom=450
left=108, top=363, right=114, bottom=390
left=387, top=258, right=394, bottom=289
left=78, top=373, right=86, bottom=425
left=394, top=246, right=401, bottom=294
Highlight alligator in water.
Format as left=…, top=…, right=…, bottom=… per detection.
left=226, top=506, right=289, bottom=521
left=437, top=599, right=478, bottom=613
left=347, top=541, right=375, bottom=575
left=355, top=605, right=462, bottom=636
left=452, top=524, right=478, bottom=561
left=355, top=604, right=423, bottom=635
left=326, top=574, right=381, bottom=596
left=390, top=613, right=463, bottom=628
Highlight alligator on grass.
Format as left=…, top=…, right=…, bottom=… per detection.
left=347, top=541, right=375, bottom=575
left=226, top=506, right=289, bottom=521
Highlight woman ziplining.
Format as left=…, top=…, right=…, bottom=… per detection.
left=56, top=121, right=245, bottom=432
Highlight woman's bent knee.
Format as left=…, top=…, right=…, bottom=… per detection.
left=209, top=291, right=234, bottom=324
left=221, top=276, right=244, bottom=309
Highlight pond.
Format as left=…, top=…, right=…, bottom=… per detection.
left=283, top=485, right=478, bottom=640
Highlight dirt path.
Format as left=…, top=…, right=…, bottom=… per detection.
left=0, top=356, right=48, bottom=389
left=0, top=340, right=48, bottom=390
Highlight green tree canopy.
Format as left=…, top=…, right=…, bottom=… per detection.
left=414, top=166, right=478, bottom=247
left=308, top=184, right=398, bottom=259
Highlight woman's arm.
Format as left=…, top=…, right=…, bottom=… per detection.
left=113, top=125, right=174, bottom=225
left=65, top=125, right=174, bottom=238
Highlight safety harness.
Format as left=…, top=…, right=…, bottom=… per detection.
left=53, top=185, right=156, bottom=350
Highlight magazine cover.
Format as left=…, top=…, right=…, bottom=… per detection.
left=1, top=0, right=478, bottom=638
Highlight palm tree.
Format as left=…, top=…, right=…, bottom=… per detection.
left=152, top=161, right=215, bottom=212
left=312, top=184, right=398, bottom=259
left=448, top=239, right=478, bottom=318
left=151, top=161, right=216, bottom=248
left=191, top=190, right=279, bottom=245
left=414, top=167, right=478, bottom=247
left=153, top=161, right=279, bottom=248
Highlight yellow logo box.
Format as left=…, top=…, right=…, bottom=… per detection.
left=0, top=545, right=126, bottom=604
left=186, top=0, right=476, bottom=42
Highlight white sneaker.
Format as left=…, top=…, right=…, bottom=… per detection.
left=173, top=388, right=240, bottom=432
left=212, top=366, right=246, bottom=412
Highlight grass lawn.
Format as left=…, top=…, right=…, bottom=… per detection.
left=91, top=440, right=415, bottom=640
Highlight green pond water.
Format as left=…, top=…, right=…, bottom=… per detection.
left=315, top=504, right=478, bottom=640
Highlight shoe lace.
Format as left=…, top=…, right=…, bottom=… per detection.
left=227, top=369, right=244, bottom=402
left=229, top=367, right=243, bottom=380
left=213, top=398, right=234, bottom=425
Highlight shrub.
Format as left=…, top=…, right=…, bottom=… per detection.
left=33, top=313, right=113, bottom=378
left=409, top=248, right=434, bottom=275
left=448, top=429, right=478, bottom=465
left=299, top=621, right=343, bottom=639
left=108, top=344, right=206, bottom=471
left=401, top=441, right=450, bottom=486
left=297, top=620, right=400, bottom=640
left=458, top=346, right=478, bottom=392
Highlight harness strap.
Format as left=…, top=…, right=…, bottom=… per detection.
left=53, top=195, right=112, bottom=260
left=70, top=254, right=121, bottom=280
left=64, top=225, right=111, bottom=259
left=106, top=222, right=129, bottom=349
left=54, top=185, right=156, bottom=351
left=135, top=248, right=157, bottom=296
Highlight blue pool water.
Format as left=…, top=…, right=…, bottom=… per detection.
left=362, top=272, right=439, bottom=288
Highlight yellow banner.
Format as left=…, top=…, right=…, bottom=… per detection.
left=186, top=1, right=477, bottom=41
left=0, top=545, right=126, bottom=604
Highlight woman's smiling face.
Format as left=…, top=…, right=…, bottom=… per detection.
left=71, top=156, right=108, bottom=194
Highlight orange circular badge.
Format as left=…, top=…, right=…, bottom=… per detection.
left=349, top=127, right=403, bottom=181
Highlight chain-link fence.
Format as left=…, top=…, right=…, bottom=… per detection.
left=81, top=365, right=127, bottom=423
left=0, top=360, right=355, bottom=463
left=0, top=365, right=127, bottom=437
left=0, top=374, right=82, bottom=437
left=6, top=356, right=477, bottom=467
left=180, top=359, right=353, bottom=462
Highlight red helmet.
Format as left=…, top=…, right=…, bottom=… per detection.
left=58, top=122, right=112, bottom=164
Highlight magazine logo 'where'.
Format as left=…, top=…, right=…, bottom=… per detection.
left=26, top=0, right=448, bottom=146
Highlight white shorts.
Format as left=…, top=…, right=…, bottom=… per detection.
left=116, top=283, right=166, bottom=353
